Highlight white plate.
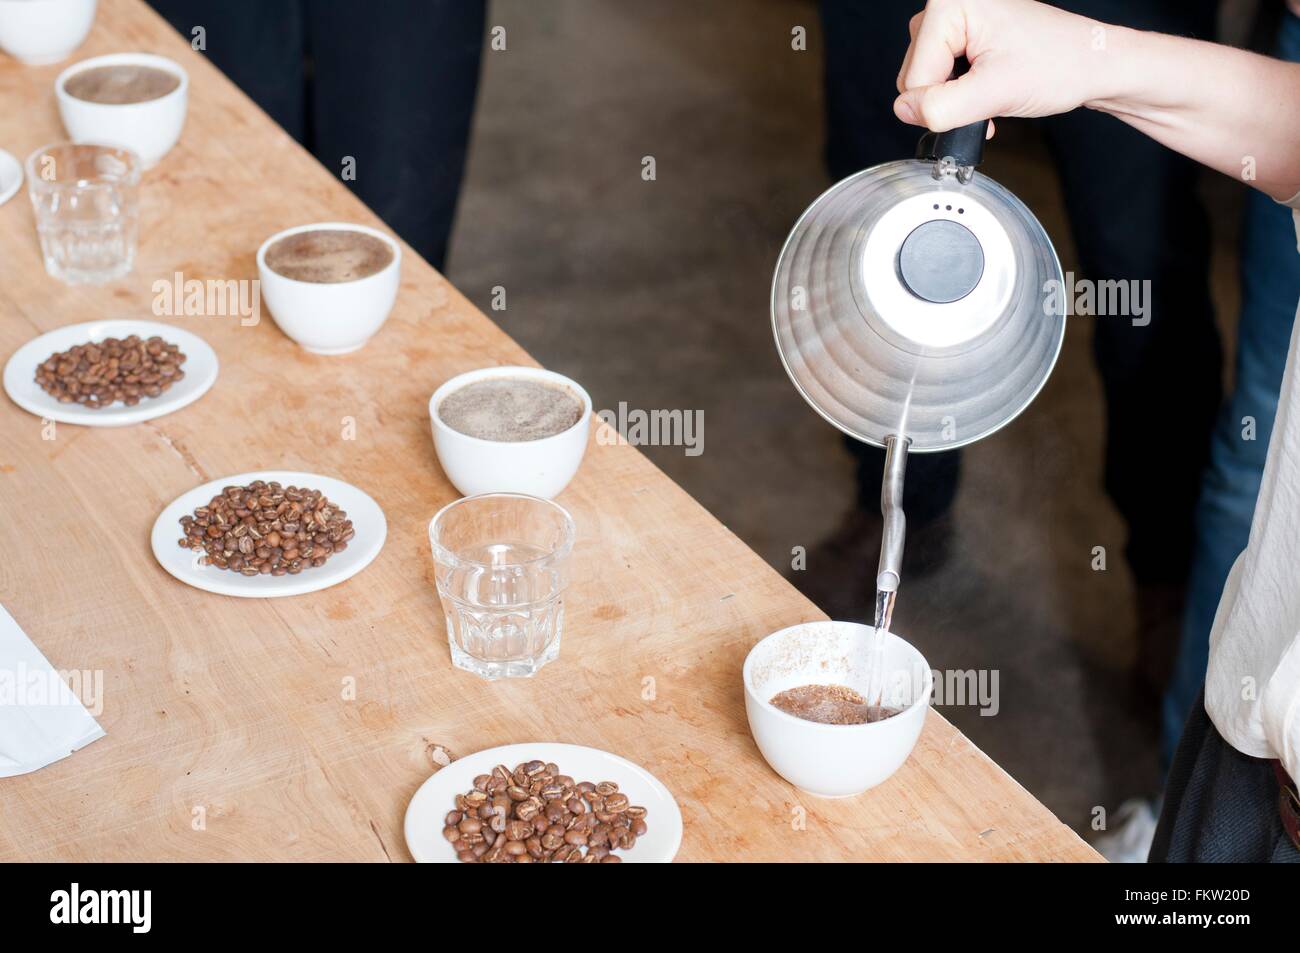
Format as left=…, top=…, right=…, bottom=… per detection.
left=0, top=148, right=21, bottom=207
left=3, top=319, right=218, bottom=427
left=150, top=470, right=387, bottom=599
left=404, top=742, right=683, bottom=863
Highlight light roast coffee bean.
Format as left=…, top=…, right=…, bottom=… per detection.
left=438, top=378, right=584, bottom=442
left=443, top=760, right=646, bottom=863
left=264, top=229, right=394, bottom=284
left=65, top=64, right=180, bottom=105
left=35, top=335, right=186, bottom=409
left=176, top=480, right=355, bottom=576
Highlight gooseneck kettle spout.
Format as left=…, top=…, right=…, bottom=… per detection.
left=875, top=434, right=908, bottom=632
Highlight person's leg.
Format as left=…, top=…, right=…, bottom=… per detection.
left=1161, top=8, right=1300, bottom=771
left=1040, top=0, right=1222, bottom=694
left=821, top=0, right=962, bottom=537
left=306, top=0, right=485, bottom=272
left=147, top=0, right=306, bottom=140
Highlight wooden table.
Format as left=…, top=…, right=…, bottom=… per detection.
left=0, top=0, right=1097, bottom=862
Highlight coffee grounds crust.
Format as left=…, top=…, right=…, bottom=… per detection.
left=264, top=229, right=395, bottom=284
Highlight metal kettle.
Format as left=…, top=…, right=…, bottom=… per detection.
left=771, top=92, right=1066, bottom=628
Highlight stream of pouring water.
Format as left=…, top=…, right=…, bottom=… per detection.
left=866, top=588, right=895, bottom=708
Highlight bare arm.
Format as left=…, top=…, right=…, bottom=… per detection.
left=894, top=0, right=1300, bottom=200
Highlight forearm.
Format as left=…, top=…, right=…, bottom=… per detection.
left=1088, top=27, right=1300, bottom=200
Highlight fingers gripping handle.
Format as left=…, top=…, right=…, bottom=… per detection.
left=915, top=55, right=990, bottom=168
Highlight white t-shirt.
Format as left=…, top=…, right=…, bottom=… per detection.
left=1204, top=195, right=1300, bottom=780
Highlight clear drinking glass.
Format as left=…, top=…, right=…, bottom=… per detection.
left=429, top=493, right=576, bottom=680
left=26, top=142, right=141, bottom=285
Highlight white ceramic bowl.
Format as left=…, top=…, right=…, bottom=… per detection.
left=256, top=222, right=402, bottom=355
left=55, top=52, right=188, bottom=168
left=0, top=0, right=95, bottom=65
left=743, top=620, right=932, bottom=797
left=429, top=365, right=591, bottom=499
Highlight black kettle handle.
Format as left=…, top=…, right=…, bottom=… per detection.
left=915, top=56, right=989, bottom=167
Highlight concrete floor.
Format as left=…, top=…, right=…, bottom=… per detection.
left=448, top=0, right=1245, bottom=838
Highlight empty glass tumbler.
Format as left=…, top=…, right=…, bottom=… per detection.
left=26, top=142, right=141, bottom=285
left=429, top=493, right=575, bottom=680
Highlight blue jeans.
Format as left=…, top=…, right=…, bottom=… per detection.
left=1161, top=10, right=1300, bottom=768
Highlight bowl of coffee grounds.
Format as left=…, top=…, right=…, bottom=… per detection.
left=429, top=365, right=592, bottom=499
left=256, top=222, right=401, bottom=355
left=55, top=53, right=189, bottom=167
left=743, top=620, right=932, bottom=797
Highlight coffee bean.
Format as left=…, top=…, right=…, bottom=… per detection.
left=506, top=819, right=531, bottom=841
left=177, top=480, right=354, bottom=577
left=35, top=335, right=186, bottom=409
left=446, top=759, right=649, bottom=863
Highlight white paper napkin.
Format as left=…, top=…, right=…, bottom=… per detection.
left=0, top=602, right=105, bottom=777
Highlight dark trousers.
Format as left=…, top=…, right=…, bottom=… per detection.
left=1151, top=687, right=1300, bottom=862
left=822, top=0, right=1221, bottom=583
left=148, top=0, right=486, bottom=272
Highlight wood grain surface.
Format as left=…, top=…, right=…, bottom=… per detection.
left=0, top=0, right=1098, bottom=861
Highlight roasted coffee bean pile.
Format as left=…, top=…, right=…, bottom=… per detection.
left=35, top=335, right=186, bottom=408
left=177, top=480, right=354, bottom=575
left=444, top=761, right=648, bottom=863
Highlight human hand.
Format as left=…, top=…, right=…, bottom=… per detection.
left=894, top=0, right=1111, bottom=133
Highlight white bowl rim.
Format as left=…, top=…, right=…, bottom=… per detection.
left=743, top=620, right=933, bottom=732
left=428, top=364, right=593, bottom=449
left=55, top=51, right=190, bottom=104
left=255, top=221, right=402, bottom=288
